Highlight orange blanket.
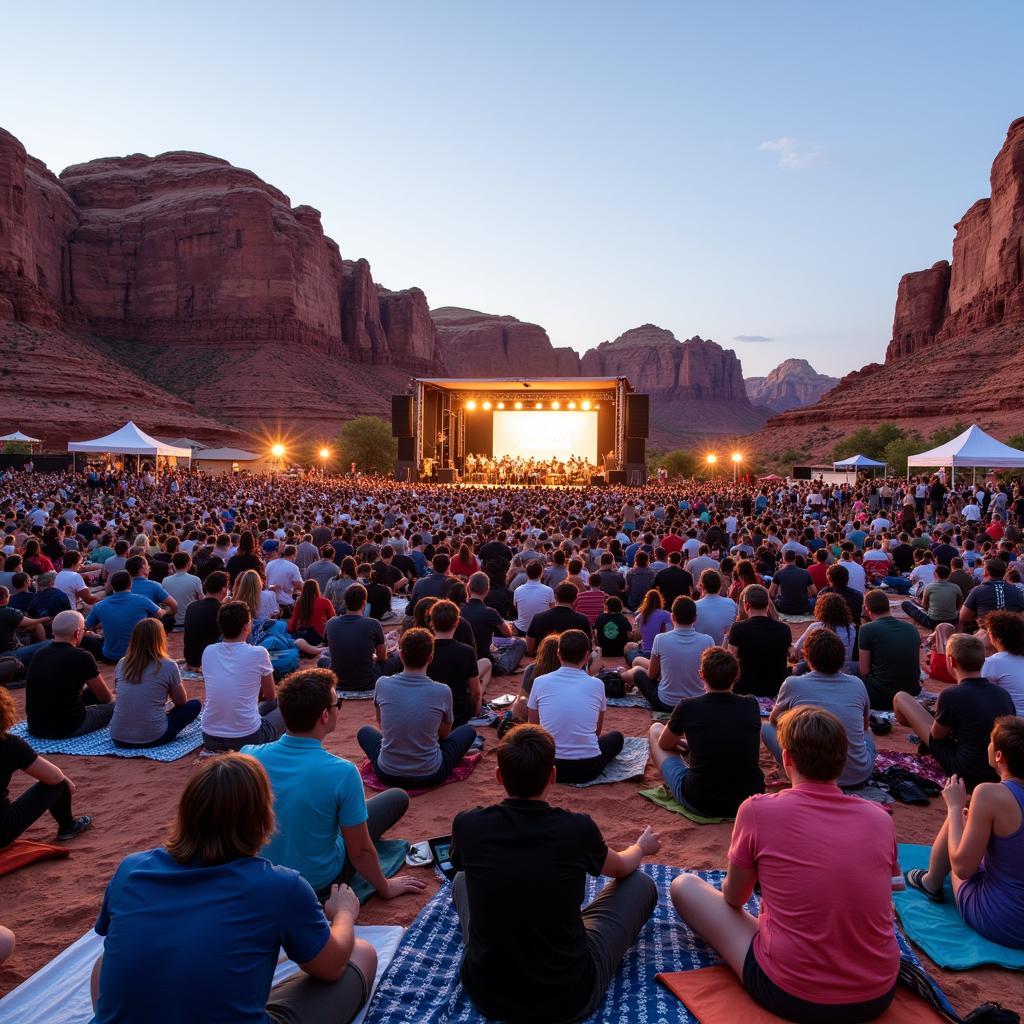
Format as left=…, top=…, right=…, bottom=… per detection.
left=0, top=838, right=70, bottom=878
left=656, top=966, right=946, bottom=1023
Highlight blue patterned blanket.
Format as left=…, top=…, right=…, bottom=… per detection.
left=10, top=718, right=204, bottom=761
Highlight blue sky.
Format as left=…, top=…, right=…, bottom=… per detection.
left=4, top=1, right=1022, bottom=377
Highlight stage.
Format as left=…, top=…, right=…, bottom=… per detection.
left=391, top=377, right=649, bottom=485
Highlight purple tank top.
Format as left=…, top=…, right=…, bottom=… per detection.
left=639, top=609, right=672, bottom=655
left=983, top=779, right=1024, bottom=887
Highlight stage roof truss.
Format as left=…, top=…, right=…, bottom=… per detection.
left=414, top=377, right=624, bottom=393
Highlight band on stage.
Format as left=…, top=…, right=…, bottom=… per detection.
left=420, top=453, right=598, bottom=484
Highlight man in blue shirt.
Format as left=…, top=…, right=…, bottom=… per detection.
left=126, top=556, right=177, bottom=632
left=84, top=571, right=159, bottom=662
left=245, top=668, right=424, bottom=902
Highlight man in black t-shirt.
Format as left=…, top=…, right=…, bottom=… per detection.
left=652, top=551, right=694, bottom=607
left=526, top=582, right=591, bottom=655
left=451, top=725, right=659, bottom=1024
left=959, top=558, right=1024, bottom=628
left=183, top=571, right=227, bottom=669
left=25, top=610, right=114, bottom=739
left=649, top=646, right=764, bottom=817
left=594, top=596, right=631, bottom=658
left=768, top=549, right=815, bottom=615
left=894, top=633, right=1015, bottom=790
left=322, top=584, right=387, bottom=692
left=727, top=584, right=792, bottom=697
left=428, top=600, right=484, bottom=726
left=461, top=572, right=525, bottom=675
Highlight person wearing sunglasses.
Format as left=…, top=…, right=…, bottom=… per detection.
left=243, top=667, right=425, bottom=903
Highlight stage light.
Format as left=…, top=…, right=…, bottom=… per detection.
left=551, top=400, right=560, bottom=410
left=731, top=452, right=742, bottom=463
left=706, top=454, right=717, bottom=465
left=568, top=401, right=576, bottom=409
left=581, top=400, right=591, bottom=410
left=534, top=402, right=542, bottom=410
left=271, top=443, right=285, bottom=458
left=514, top=401, right=523, bottom=410
left=466, top=400, right=477, bottom=411
left=482, top=400, right=492, bottom=410
left=497, top=401, right=505, bottom=409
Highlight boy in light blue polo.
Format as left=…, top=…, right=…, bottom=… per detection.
left=84, top=571, right=159, bottom=661
left=245, top=668, right=425, bottom=903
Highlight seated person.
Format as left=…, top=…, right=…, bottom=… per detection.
left=25, top=610, right=114, bottom=739
left=791, top=592, right=857, bottom=675
left=84, top=571, right=160, bottom=663
left=506, top=633, right=561, bottom=728
left=110, top=619, right=202, bottom=749
left=356, top=628, right=478, bottom=790
left=1, top=683, right=91, bottom=845
left=960, top=557, right=1024, bottom=629
left=858, top=588, right=922, bottom=709
left=905, top=716, right=1024, bottom=949
left=201, top=601, right=284, bottom=752
left=527, top=629, right=624, bottom=784
left=451, top=724, right=659, bottom=1024
left=126, top=556, right=178, bottom=633
left=622, top=597, right=714, bottom=712
left=815, top=562, right=863, bottom=626
left=981, top=610, right=1024, bottom=714
left=427, top=599, right=486, bottom=727
left=461, top=571, right=526, bottom=677
left=527, top=582, right=590, bottom=655
left=727, top=584, right=792, bottom=698
left=0, top=585, right=49, bottom=654
left=894, top=633, right=1015, bottom=790
left=320, top=584, right=387, bottom=691
left=182, top=570, right=227, bottom=669
left=764, top=630, right=874, bottom=789
left=694, top=570, right=738, bottom=645
left=244, top=668, right=425, bottom=903
left=768, top=549, right=816, bottom=616
left=671, top=706, right=901, bottom=1021
left=287, top=579, right=334, bottom=646
left=90, top=753, right=377, bottom=1024
left=624, top=588, right=672, bottom=666
left=594, top=595, right=631, bottom=659
left=649, top=646, right=764, bottom=817
left=901, top=563, right=962, bottom=629
left=573, top=575, right=609, bottom=626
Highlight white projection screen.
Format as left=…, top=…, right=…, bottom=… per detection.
left=491, top=410, right=598, bottom=462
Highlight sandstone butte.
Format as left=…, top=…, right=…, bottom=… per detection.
left=744, top=358, right=839, bottom=414
left=1, top=124, right=825, bottom=448
left=756, top=115, right=1024, bottom=461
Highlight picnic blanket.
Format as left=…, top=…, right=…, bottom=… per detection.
left=639, top=785, right=733, bottom=824
left=606, top=693, right=652, bottom=709
left=894, top=843, right=1024, bottom=970
left=361, top=863, right=953, bottom=1024
left=778, top=612, right=815, bottom=623
left=874, top=750, right=947, bottom=788
left=10, top=718, right=204, bottom=762
left=350, top=839, right=409, bottom=904
left=0, top=838, right=70, bottom=878
left=175, top=660, right=203, bottom=681
left=0, top=924, right=405, bottom=1024
left=570, top=737, right=649, bottom=788
left=359, top=752, right=482, bottom=796
left=338, top=689, right=376, bottom=700
left=656, top=965, right=947, bottom=1023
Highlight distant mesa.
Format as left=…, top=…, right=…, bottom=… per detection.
left=744, top=358, right=839, bottom=413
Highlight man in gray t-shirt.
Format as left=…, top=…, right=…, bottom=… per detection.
left=321, top=585, right=386, bottom=690
left=356, top=628, right=478, bottom=788
left=762, top=629, right=874, bottom=787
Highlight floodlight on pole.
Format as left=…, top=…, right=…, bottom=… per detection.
left=731, top=451, right=742, bottom=481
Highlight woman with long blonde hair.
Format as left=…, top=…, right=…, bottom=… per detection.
left=0, top=685, right=91, bottom=846
left=110, top=619, right=201, bottom=748
left=233, top=569, right=279, bottom=623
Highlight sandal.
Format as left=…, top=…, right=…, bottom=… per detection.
left=905, top=868, right=944, bottom=903
left=878, top=767, right=930, bottom=805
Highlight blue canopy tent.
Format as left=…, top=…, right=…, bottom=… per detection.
left=833, top=453, right=887, bottom=481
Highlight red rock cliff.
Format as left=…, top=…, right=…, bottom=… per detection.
left=745, top=358, right=839, bottom=412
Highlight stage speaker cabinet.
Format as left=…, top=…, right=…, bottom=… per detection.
left=436, top=467, right=457, bottom=484
left=397, top=436, right=415, bottom=461
left=626, top=464, right=648, bottom=486
left=625, top=437, right=646, bottom=464
left=589, top=473, right=606, bottom=486
left=391, top=395, right=414, bottom=437
left=394, top=462, right=417, bottom=482
left=608, top=469, right=627, bottom=485
left=626, top=394, right=649, bottom=438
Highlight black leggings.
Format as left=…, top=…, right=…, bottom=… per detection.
left=0, top=780, right=74, bottom=847
left=555, top=732, right=625, bottom=784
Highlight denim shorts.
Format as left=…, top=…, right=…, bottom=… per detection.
left=659, top=756, right=699, bottom=813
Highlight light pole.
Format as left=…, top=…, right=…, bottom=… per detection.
left=706, top=453, right=717, bottom=476
left=271, top=443, right=285, bottom=473
left=731, top=451, right=742, bottom=482
left=319, top=447, right=330, bottom=477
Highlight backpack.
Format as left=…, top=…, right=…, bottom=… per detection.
left=599, top=669, right=625, bottom=700
left=897, top=958, right=1019, bottom=1023
left=254, top=619, right=302, bottom=680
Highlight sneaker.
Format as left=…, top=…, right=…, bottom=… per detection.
left=56, top=815, right=92, bottom=841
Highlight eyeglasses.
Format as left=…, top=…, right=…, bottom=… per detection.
left=328, top=696, right=344, bottom=711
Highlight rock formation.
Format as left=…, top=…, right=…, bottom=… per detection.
left=757, top=116, right=1024, bottom=461
left=744, top=358, right=839, bottom=413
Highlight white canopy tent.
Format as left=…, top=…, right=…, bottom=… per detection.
left=906, top=424, right=1024, bottom=485
left=68, top=421, right=192, bottom=466
left=0, top=430, right=41, bottom=444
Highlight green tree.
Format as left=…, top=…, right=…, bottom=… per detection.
left=927, top=421, right=969, bottom=447
left=1008, top=433, right=1024, bottom=450
left=831, top=422, right=905, bottom=463
left=334, top=416, right=397, bottom=474
left=880, top=432, right=925, bottom=475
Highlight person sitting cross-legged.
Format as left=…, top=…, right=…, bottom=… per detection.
left=450, top=723, right=659, bottom=1024
left=894, top=633, right=1015, bottom=791
left=649, top=646, right=764, bottom=818
left=527, top=628, right=624, bottom=784
left=356, top=628, right=478, bottom=790
left=84, top=570, right=160, bottom=664
left=89, top=753, right=378, bottom=1024
left=244, top=668, right=426, bottom=903
left=763, top=629, right=875, bottom=789
left=670, top=706, right=901, bottom=1022
left=905, top=716, right=1024, bottom=949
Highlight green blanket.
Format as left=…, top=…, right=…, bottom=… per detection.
left=350, top=838, right=410, bottom=903
left=639, top=785, right=733, bottom=824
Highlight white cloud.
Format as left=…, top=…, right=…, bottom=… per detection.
left=733, top=334, right=774, bottom=343
left=759, top=137, right=823, bottom=169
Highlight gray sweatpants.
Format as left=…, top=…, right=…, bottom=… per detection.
left=265, top=962, right=369, bottom=1024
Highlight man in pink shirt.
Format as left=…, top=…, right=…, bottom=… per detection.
left=670, top=705, right=901, bottom=1020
